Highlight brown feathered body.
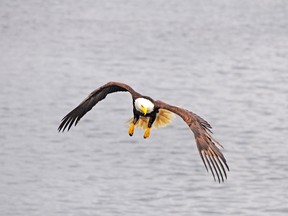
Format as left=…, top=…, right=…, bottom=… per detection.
left=58, top=81, right=229, bottom=182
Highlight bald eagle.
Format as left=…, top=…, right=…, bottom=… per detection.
left=58, top=81, right=229, bottom=182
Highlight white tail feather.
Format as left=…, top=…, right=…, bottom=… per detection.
left=127, top=109, right=175, bottom=130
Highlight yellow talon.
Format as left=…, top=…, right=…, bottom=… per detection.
left=144, top=128, right=151, bottom=139
left=128, top=123, right=134, bottom=136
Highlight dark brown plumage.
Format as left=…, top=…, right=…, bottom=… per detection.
left=58, top=81, right=229, bottom=182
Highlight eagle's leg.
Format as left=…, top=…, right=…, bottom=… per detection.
left=144, top=113, right=157, bottom=139
left=128, top=124, right=134, bottom=136
left=143, top=127, right=151, bottom=139
left=128, top=114, right=139, bottom=136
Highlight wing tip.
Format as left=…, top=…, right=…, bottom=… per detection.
left=199, top=146, right=229, bottom=183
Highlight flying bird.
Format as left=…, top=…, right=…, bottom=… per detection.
left=58, top=81, right=229, bottom=182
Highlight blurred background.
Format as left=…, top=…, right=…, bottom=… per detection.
left=0, top=0, right=287, bottom=215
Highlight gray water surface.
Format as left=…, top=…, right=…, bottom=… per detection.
left=1, top=0, right=288, bottom=215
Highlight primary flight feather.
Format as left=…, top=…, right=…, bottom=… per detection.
left=58, top=81, right=229, bottom=182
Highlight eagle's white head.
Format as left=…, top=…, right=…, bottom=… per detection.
left=134, top=98, right=154, bottom=115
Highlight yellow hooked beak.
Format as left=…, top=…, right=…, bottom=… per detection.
left=141, top=106, right=148, bottom=116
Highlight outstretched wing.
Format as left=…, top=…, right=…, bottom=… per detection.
left=154, top=100, right=229, bottom=182
left=58, top=81, right=141, bottom=132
